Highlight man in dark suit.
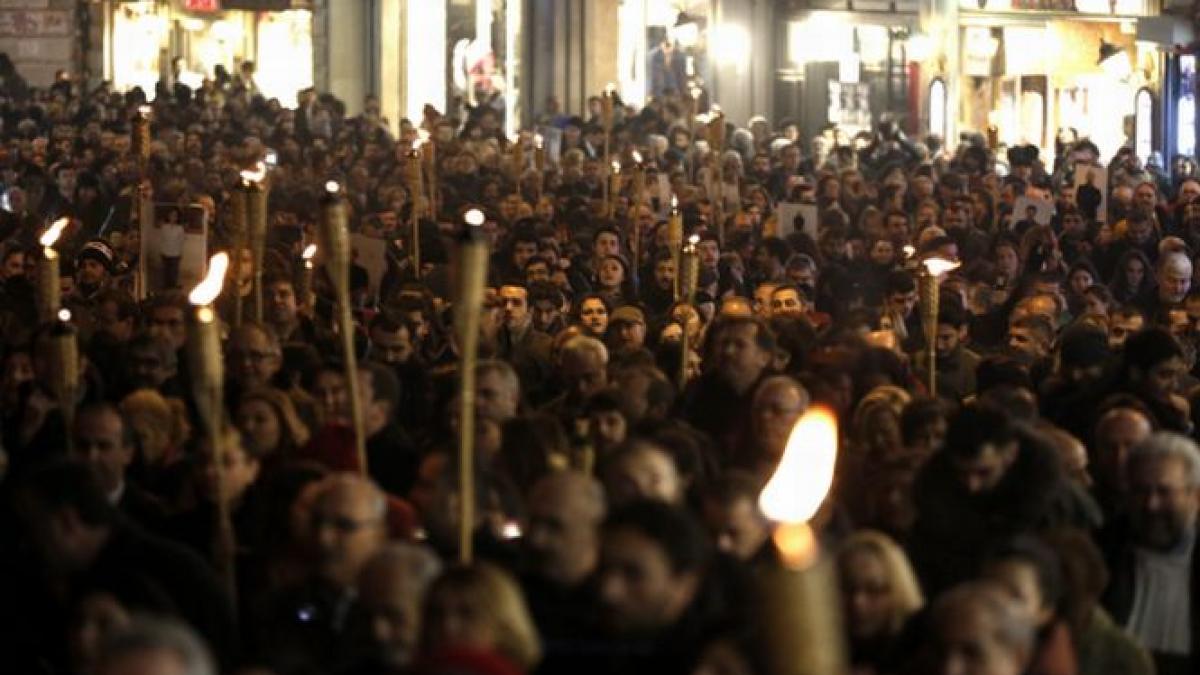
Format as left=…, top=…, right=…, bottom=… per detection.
left=71, top=401, right=167, bottom=531
left=497, top=283, right=554, bottom=404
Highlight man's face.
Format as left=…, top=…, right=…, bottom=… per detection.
left=532, top=299, right=560, bottom=332
left=936, top=324, right=963, bottom=358
left=228, top=327, right=281, bottom=388
left=1007, top=326, right=1045, bottom=359
left=127, top=344, right=173, bottom=390
left=580, top=299, right=609, bottom=336
left=952, top=441, right=1018, bottom=495
left=525, top=261, right=551, bottom=285
left=562, top=348, right=607, bottom=402
left=1127, top=218, right=1153, bottom=244
left=716, top=323, right=772, bottom=393
left=148, top=306, right=187, bottom=350
left=77, top=259, right=107, bottom=286
left=308, top=486, right=385, bottom=587
left=889, top=289, right=918, bottom=319
left=1179, top=180, right=1200, bottom=206
left=499, top=285, right=530, bottom=330
left=2, top=252, right=24, bottom=279
left=526, top=482, right=602, bottom=587
left=268, top=281, right=298, bottom=325
left=73, top=408, right=133, bottom=494
left=1142, top=356, right=1186, bottom=400
left=1109, top=314, right=1144, bottom=349
left=612, top=319, right=646, bottom=352
left=752, top=381, right=806, bottom=458
left=313, top=370, right=349, bottom=423
left=1158, top=265, right=1192, bottom=304
left=770, top=289, right=805, bottom=318
left=598, top=528, right=698, bottom=635
left=513, top=241, right=537, bottom=270
left=595, top=233, right=620, bottom=259
left=654, top=259, right=676, bottom=292
left=370, top=325, right=413, bottom=365
left=1128, top=456, right=1200, bottom=551
left=697, top=240, right=720, bottom=270
left=754, top=284, right=777, bottom=318
left=476, top=369, right=518, bottom=422
left=702, top=496, right=769, bottom=562
left=1135, top=184, right=1157, bottom=211
left=356, top=563, right=424, bottom=667
left=96, top=300, right=133, bottom=343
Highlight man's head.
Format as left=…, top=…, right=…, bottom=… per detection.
left=1125, top=432, right=1200, bottom=551
left=359, top=362, right=400, bottom=437
left=653, top=253, right=676, bottom=293
left=599, top=500, right=711, bottom=635
left=302, top=473, right=388, bottom=587
left=1006, top=315, right=1053, bottom=361
left=72, top=402, right=136, bottom=496
left=227, top=322, right=282, bottom=389
left=611, top=366, right=675, bottom=423
left=499, top=283, right=531, bottom=332
left=559, top=335, right=609, bottom=403
left=265, top=275, right=299, bottom=332
left=16, top=460, right=119, bottom=574
left=887, top=271, right=918, bottom=319
left=94, top=289, right=138, bottom=344
left=754, top=282, right=779, bottom=318
left=770, top=284, right=808, bottom=319
left=609, top=305, right=647, bottom=353
left=1094, top=407, right=1153, bottom=498
left=578, top=295, right=610, bottom=337
left=146, top=293, right=189, bottom=351
left=944, top=406, right=1020, bottom=495
left=751, top=375, right=809, bottom=460
left=369, top=313, right=414, bottom=365
left=700, top=471, right=770, bottom=561
left=476, top=360, right=521, bottom=422
left=1124, top=328, right=1186, bottom=401
left=526, top=471, right=606, bottom=587
left=529, top=283, right=566, bottom=333
left=936, top=304, right=969, bottom=359
left=355, top=544, right=443, bottom=668
left=93, top=619, right=217, bottom=675
left=712, top=317, right=777, bottom=395
left=126, top=333, right=178, bottom=391
left=1109, top=307, right=1145, bottom=349
left=1157, top=251, right=1192, bottom=304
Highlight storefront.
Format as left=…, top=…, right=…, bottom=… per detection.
left=773, top=4, right=922, bottom=144
left=953, top=0, right=1160, bottom=163
left=103, top=0, right=314, bottom=107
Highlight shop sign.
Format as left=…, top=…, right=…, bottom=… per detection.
left=0, top=10, right=70, bottom=37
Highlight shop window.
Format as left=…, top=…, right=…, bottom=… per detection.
left=929, top=78, right=947, bottom=140
left=1134, top=88, right=1153, bottom=164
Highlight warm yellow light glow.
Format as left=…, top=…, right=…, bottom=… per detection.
left=605, top=82, right=617, bottom=96
left=688, top=234, right=700, bottom=246
left=903, top=244, right=916, bottom=258
left=631, top=150, right=643, bottom=164
left=302, top=244, right=317, bottom=260
left=671, top=195, right=679, bottom=211
left=197, top=306, right=215, bottom=324
left=534, top=134, right=544, bottom=149
left=188, top=252, right=230, bottom=306
left=759, top=406, right=838, bottom=525
left=240, top=163, right=267, bottom=184
left=923, top=256, right=961, bottom=277
left=40, top=218, right=69, bottom=248
left=464, top=208, right=485, bottom=227
left=57, top=308, right=71, bottom=323
left=137, top=104, right=152, bottom=118
left=611, top=160, right=621, bottom=174
left=324, top=180, right=341, bottom=195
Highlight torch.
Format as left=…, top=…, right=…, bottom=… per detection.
left=241, top=164, right=269, bottom=323
left=456, top=207, right=490, bottom=564
left=38, top=217, right=68, bottom=323
left=299, top=243, right=317, bottom=312
left=689, top=85, right=703, bottom=134
left=50, top=309, right=79, bottom=453
left=601, top=84, right=616, bottom=206
left=420, top=128, right=437, bottom=222
left=132, top=105, right=153, bottom=300
left=320, top=181, right=368, bottom=474
left=678, top=235, right=700, bottom=388
left=187, top=252, right=237, bottom=600
left=609, top=160, right=622, bottom=219
left=406, top=137, right=426, bottom=278
left=757, top=406, right=847, bottom=675
left=227, top=185, right=248, bottom=327
left=631, top=151, right=645, bottom=270
left=668, top=195, right=683, bottom=300
left=919, top=257, right=961, bottom=398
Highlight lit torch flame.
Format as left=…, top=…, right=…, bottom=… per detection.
left=611, top=160, right=621, bottom=174
left=137, top=105, right=152, bottom=117
left=57, top=308, right=71, bottom=323
left=302, top=244, right=317, bottom=261
left=240, top=163, right=267, bottom=185
left=188, top=252, right=230, bottom=307
left=40, top=218, right=69, bottom=248
left=922, top=256, right=961, bottom=278
left=759, top=406, right=838, bottom=569
left=671, top=195, right=678, bottom=211
left=688, top=234, right=700, bottom=246
left=464, top=208, right=485, bottom=227
left=534, top=134, right=544, bottom=149
left=324, top=180, right=341, bottom=195
left=605, top=83, right=617, bottom=96
left=632, top=151, right=643, bottom=164
left=903, top=244, right=916, bottom=259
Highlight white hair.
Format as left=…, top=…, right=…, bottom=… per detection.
left=96, top=617, right=216, bottom=675
left=560, top=335, right=608, bottom=366
left=1129, top=432, right=1200, bottom=488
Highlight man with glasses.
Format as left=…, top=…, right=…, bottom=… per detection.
left=226, top=322, right=283, bottom=392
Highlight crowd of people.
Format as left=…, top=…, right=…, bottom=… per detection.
left=2, top=58, right=1200, bottom=675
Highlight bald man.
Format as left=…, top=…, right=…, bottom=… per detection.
left=352, top=544, right=442, bottom=670
left=1093, top=407, right=1154, bottom=515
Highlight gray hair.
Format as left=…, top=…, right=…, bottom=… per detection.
left=477, top=359, right=520, bottom=395
left=560, top=335, right=608, bottom=366
left=95, top=617, right=216, bottom=675
left=361, top=542, right=443, bottom=591
left=932, top=582, right=1034, bottom=656
left=1128, top=432, right=1200, bottom=487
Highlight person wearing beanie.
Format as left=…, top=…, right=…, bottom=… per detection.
left=73, top=239, right=115, bottom=302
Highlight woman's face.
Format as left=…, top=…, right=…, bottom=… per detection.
left=1070, top=269, right=1094, bottom=296
left=424, top=588, right=498, bottom=654
left=599, top=258, right=624, bottom=289
left=236, top=398, right=282, bottom=455
left=840, top=550, right=895, bottom=641
left=1125, top=259, right=1145, bottom=288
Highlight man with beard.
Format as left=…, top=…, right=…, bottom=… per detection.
left=1103, top=433, right=1200, bottom=675
left=265, top=274, right=326, bottom=348
left=913, top=303, right=979, bottom=403
left=909, top=405, right=1097, bottom=595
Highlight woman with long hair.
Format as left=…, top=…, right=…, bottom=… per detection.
left=1108, top=248, right=1153, bottom=307
left=837, top=530, right=925, bottom=674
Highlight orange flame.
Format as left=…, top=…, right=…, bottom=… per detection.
left=39, top=218, right=69, bottom=248
left=188, top=252, right=229, bottom=306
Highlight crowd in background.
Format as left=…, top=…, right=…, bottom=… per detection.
left=2, top=56, right=1200, bottom=675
